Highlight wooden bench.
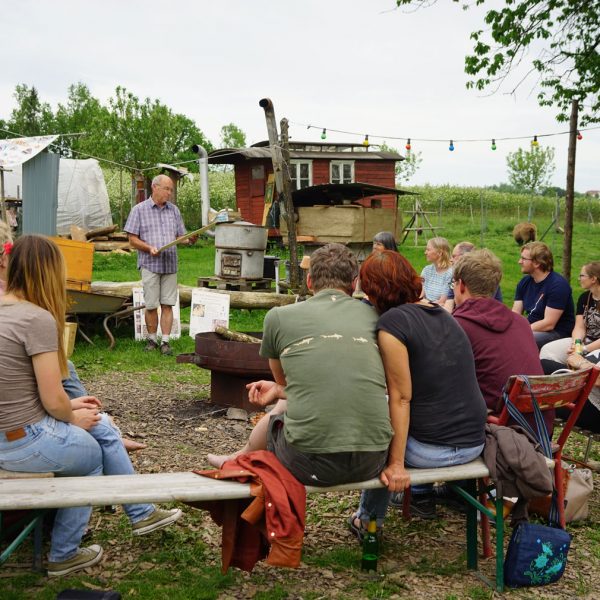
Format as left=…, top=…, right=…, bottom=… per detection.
left=0, top=457, right=554, bottom=592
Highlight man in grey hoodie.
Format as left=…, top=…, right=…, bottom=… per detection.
left=451, top=249, right=546, bottom=422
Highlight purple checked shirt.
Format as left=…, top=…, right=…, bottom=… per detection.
left=124, top=198, right=186, bottom=274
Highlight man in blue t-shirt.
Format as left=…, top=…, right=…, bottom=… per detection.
left=512, top=242, right=575, bottom=350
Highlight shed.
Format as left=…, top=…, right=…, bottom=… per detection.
left=209, top=141, right=404, bottom=226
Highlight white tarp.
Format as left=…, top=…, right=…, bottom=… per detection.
left=56, top=158, right=112, bottom=234
left=2, top=158, right=113, bottom=235
left=0, top=135, right=58, bottom=168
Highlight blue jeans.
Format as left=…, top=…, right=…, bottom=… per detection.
left=62, top=361, right=154, bottom=523
left=0, top=415, right=103, bottom=562
left=356, top=436, right=485, bottom=526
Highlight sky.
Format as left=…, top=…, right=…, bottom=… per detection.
left=2, top=0, right=598, bottom=192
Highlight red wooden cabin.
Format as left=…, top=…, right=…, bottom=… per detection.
left=208, top=141, right=404, bottom=226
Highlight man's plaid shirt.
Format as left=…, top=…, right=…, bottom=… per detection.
left=124, top=198, right=186, bottom=274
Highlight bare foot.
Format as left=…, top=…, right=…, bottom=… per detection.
left=123, top=438, right=147, bottom=453
left=207, top=451, right=242, bottom=469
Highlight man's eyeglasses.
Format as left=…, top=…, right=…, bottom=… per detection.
left=578, top=273, right=589, bottom=278
left=519, top=257, right=533, bottom=262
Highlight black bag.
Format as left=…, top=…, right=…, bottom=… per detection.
left=56, top=590, right=121, bottom=600
left=502, top=376, right=572, bottom=588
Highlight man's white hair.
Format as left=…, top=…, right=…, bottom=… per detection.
left=152, top=174, right=170, bottom=187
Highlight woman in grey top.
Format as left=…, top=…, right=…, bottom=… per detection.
left=0, top=236, right=181, bottom=577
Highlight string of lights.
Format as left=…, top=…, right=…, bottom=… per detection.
left=292, top=121, right=600, bottom=152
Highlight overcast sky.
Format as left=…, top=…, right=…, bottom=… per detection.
left=2, top=0, right=598, bottom=192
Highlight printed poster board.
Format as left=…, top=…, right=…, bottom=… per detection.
left=189, top=288, right=230, bottom=338
left=133, top=287, right=181, bottom=340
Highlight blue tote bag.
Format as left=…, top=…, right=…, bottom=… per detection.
left=502, top=376, right=572, bottom=588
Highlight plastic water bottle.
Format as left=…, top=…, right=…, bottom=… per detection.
left=361, top=514, right=379, bottom=571
left=574, top=338, right=583, bottom=355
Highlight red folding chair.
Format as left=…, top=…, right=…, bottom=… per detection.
left=487, top=365, right=600, bottom=528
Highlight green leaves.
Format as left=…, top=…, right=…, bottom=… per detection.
left=506, top=145, right=556, bottom=195
left=396, top=0, right=600, bottom=124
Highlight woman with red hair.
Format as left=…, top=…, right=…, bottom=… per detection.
left=349, top=251, right=486, bottom=535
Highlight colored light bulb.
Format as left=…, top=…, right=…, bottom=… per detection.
left=449, top=140, right=454, bottom=152
left=405, top=138, right=411, bottom=151
left=577, top=131, right=583, bottom=141
left=321, top=128, right=327, bottom=140
left=491, top=139, right=497, bottom=151
left=363, top=134, right=369, bottom=147
left=531, top=135, right=539, bottom=147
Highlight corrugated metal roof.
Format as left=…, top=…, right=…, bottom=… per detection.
left=292, top=182, right=416, bottom=206
left=209, top=141, right=404, bottom=164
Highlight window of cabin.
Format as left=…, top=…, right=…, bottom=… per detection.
left=290, top=160, right=312, bottom=190
left=330, top=161, right=354, bottom=184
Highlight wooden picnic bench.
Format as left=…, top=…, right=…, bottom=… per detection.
left=0, top=457, right=554, bottom=592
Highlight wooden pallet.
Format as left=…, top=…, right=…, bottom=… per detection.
left=196, top=276, right=273, bottom=292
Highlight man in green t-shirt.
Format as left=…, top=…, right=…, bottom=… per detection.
left=208, top=243, right=392, bottom=486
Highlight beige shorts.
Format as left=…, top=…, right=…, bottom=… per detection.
left=141, top=269, right=178, bottom=309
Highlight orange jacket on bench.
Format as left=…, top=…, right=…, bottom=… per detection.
left=190, top=450, right=306, bottom=573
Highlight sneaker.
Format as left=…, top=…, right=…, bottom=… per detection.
left=389, top=491, right=437, bottom=519
left=159, top=342, right=172, bottom=356
left=434, top=484, right=467, bottom=514
left=47, top=544, right=103, bottom=577
left=132, top=508, right=182, bottom=536
left=144, top=339, right=159, bottom=352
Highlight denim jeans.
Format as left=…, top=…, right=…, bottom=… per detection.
left=356, top=436, right=485, bottom=527
left=62, top=361, right=155, bottom=524
left=0, top=415, right=103, bottom=562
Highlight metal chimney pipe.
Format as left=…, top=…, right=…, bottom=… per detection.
left=192, top=144, right=213, bottom=235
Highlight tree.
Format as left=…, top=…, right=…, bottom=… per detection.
left=53, top=83, right=111, bottom=157
left=5, top=84, right=55, bottom=136
left=220, top=123, right=246, bottom=148
left=379, top=142, right=423, bottom=184
left=506, top=145, right=555, bottom=219
left=395, top=1, right=600, bottom=124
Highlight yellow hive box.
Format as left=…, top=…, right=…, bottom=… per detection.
left=50, top=237, right=94, bottom=292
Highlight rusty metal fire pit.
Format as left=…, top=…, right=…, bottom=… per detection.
left=176, top=332, right=273, bottom=411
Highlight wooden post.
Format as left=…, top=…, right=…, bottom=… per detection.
left=280, top=118, right=300, bottom=289
left=259, top=98, right=299, bottom=288
left=563, top=99, right=578, bottom=282
left=0, top=169, right=7, bottom=224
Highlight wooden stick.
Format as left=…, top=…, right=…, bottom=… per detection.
left=214, top=326, right=261, bottom=344
left=156, top=221, right=218, bottom=253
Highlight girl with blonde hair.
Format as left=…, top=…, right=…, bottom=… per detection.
left=0, top=235, right=181, bottom=577
left=421, top=236, right=453, bottom=304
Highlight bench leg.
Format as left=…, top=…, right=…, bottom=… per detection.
left=1, top=510, right=46, bottom=572
left=451, top=481, right=504, bottom=593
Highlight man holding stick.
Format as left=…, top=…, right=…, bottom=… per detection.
left=125, top=174, right=196, bottom=355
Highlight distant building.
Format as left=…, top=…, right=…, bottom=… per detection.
left=209, top=141, right=404, bottom=226
left=585, top=190, right=600, bottom=198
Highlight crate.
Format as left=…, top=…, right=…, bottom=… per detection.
left=50, top=237, right=94, bottom=292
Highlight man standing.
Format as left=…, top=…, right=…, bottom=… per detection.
left=125, top=174, right=192, bottom=355
left=512, top=241, right=575, bottom=349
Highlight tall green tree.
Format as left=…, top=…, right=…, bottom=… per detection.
left=506, top=145, right=555, bottom=219
left=5, top=84, right=55, bottom=136
left=102, top=86, right=212, bottom=172
left=395, top=0, right=600, bottom=124
left=220, top=123, right=246, bottom=148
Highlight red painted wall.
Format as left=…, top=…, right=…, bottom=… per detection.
left=234, top=158, right=398, bottom=225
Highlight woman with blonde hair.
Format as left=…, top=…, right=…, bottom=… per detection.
left=0, top=235, right=181, bottom=577
left=421, top=236, right=452, bottom=305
